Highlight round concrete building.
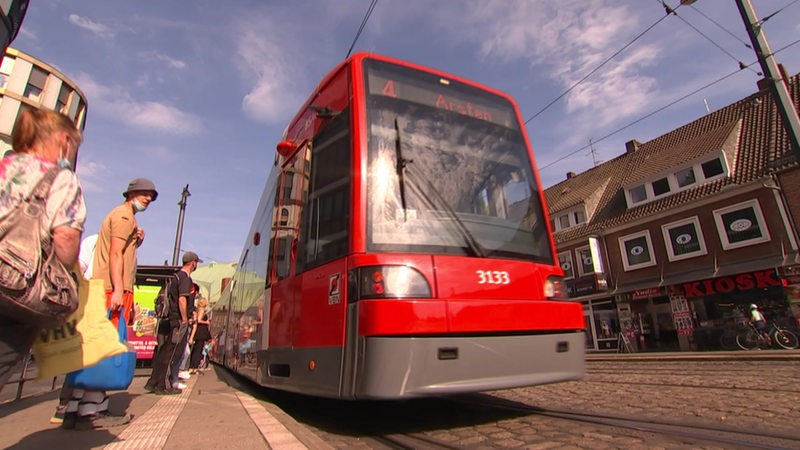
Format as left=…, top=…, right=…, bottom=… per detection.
left=0, top=47, right=87, bottom=159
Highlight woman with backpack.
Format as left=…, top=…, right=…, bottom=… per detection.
left=0, top=109, right=85, bottom=391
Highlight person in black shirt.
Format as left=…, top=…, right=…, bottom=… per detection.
left=144, top=251, right=201, bottom=394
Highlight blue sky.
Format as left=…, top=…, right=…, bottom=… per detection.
left=11, top=1, right=800, bottom=266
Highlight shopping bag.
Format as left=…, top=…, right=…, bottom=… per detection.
left=32, top=277, right=128, bottom=379
left=65, top=313, right=137, bottom=391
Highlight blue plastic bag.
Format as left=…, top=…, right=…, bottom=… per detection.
left=65, top=312, right=136, bottom=391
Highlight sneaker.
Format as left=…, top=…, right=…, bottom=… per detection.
left=173, top=381, right=187, bottom=390
left=143, top=383, right=156, bottom=393
left=76, top=411, right=132, bottom=430
left=178, top=371, right=191, bottom=380
left=50, top=406, right=66, bottom=424
left=154, top=387, right=182, bottom=395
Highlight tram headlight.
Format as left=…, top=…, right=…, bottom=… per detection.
left=350, top=265, right=432, bottom=300
left=544, top=276, right=568, bottom=300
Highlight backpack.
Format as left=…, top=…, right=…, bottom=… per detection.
left=155, top=273, right=177, bottom=319
left=0, top=169, right=79, bottom=327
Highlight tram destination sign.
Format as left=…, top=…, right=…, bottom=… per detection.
left=366, top=66, right=517, bottom=129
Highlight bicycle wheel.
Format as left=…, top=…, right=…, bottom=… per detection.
left=773, top=328, right=799, bottom=349
left=736, top=330, right=759, bottom=350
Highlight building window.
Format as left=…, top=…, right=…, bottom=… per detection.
left=24, top=67, right=48, bottom=102
left=701, top=158, right=724, bottom=178
left=675, top=167, right=696, bottom=188
left=56, top=83, right=71, bottom=114
left=618, top=230, right=656, bottom=271
left=558, top=214, right=570, bottom=230
left=713, top=199, right=770, bottom=250
left=0, top=56, right=15, bottom=88
left=652, top=177, right=670, bottom=197
left=629, top=185, right=646, bottom=204
left=662, top=217, right=706, bottom=261
left=558, top=251, right=574, bottom=279
left=576, top=246, right=594, bottom=277
left=574, top=210, right=586, bottom=225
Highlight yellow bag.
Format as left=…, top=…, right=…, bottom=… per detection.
left=32, top=275, right=128, bottom=380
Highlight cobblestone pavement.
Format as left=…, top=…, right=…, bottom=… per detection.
left=275, top=359, right=799, bottom=449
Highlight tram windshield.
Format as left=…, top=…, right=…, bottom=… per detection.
left=364, top=59, right=552, bottom=263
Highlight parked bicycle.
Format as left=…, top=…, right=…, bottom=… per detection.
left=736, top=321, right=799, bottom=350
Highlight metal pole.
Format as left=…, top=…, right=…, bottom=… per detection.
left=171, top=184, right=191, bottom=266
left=736, top=0, right=800, bottom=154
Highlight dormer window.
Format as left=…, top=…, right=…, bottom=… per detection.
left=553, top=205, right=587, bottom=231
left=701, top=159, right=724, bottom=178
left=629, top=185, right=646, bottom=204
left=651, top=177, right=670, bottom=197
left=675, top=167, right=696, bottom=188
left=625, top=154, right=729, bottom=208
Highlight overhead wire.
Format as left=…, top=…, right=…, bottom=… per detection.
left=660, top=0, right=761, bottom=75
left=539, top=67, right=742, bottom=171
left=524, top=7, right=676, bottom=125
left=525, top=1, right=704, bottom=125
left=539, top=1, right=800, bottom=172
left=759, top=0, right=800, bottom=24
left=345, top=0, right=379, bottom=59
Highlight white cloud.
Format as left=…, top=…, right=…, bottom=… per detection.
left=68, top=14, right=114, bottom=39
left=438, top=1, right=659, bottom=126
left=138, top=50, right=187, bottom=69
left=75, top=73, right=202, bottom=135
left=235, top=26, right=300, bottom=124
left=75, top=159, right=106, bottom=192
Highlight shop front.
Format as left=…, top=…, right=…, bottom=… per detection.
left=678, top=268, right=798, bottom=351
left=582, top=267, right=800, bottom=352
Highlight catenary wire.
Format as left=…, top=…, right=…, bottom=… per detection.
left=345, top=0, right=379, bottom=59
left=538, top=68, right=742, bottom=171
left=687, top=4, right=751, bottom=49
left=660, top=0, right=760, bottom=75
left=525, top=2, right=684, bottom=124
left=760, top=0, right=800, bottom=24
left=538, top=27, right=800, bottom=172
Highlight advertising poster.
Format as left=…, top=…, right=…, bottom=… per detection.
left=129, top=284, right=160, bottom=359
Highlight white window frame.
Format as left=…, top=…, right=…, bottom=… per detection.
left=713, top=199, right=771, bottom=250
left=554, top=204, right=587, bottom=231
left=558, top=251, right=574, bottom=280
left=626, top=184, right=647, bottom=206
left=618, top=230, right=657, bottom=271
left=575, top=245, right=594, bottom=277
left=625, top=154, right=731, bottom=209
left=661, top=216, right=707, bottom=261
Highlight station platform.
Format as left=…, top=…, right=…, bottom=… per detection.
left=0, top=365, right=331, bottom=450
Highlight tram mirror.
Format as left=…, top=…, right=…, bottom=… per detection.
left=276, top=140, right=296, bottom=157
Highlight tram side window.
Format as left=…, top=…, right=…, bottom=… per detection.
left=297, top=108, right=351, bottom=273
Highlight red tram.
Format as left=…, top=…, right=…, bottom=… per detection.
left=212, top=53, right=585, bottom=399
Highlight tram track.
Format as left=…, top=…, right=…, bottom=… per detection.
left=456, top=393, right=800, bottom=449
left=575, top=378, right=799, bottom=394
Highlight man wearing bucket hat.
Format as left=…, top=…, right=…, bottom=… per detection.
left=56, top=178, right=158, bottom=429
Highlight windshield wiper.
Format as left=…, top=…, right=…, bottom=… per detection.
left=395, top=118, right=412, bottom=222
left=393, top=118, right=486, bottom=257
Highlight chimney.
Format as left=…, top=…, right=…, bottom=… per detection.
left=625, top=139, right=641, bottom=154
left=566, top=171, right=576, bottom=179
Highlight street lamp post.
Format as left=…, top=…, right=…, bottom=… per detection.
left=171, top=184, right=191, bottom=266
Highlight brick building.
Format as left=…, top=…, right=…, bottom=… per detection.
left=544, top=73, right=800, bottom=352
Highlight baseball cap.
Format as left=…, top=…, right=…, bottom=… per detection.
left=182, top=251, right=203, bottom=264
left=123, top=178, right=158, bottom=200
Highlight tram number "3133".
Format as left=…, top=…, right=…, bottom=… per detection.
left=476, top=270, right=511, bottom=285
